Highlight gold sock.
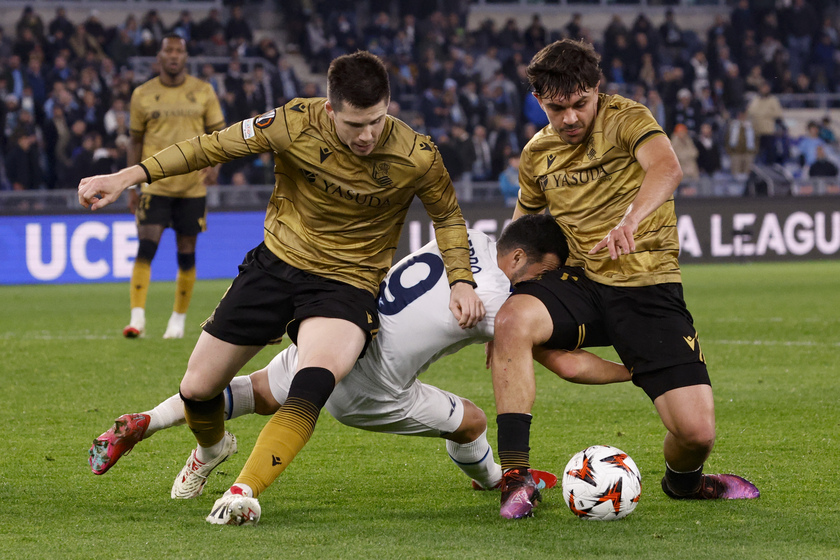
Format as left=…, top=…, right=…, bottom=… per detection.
left=182, top=392, right=225, bottom=448
left=235, top=397, right=320, bottom=497
left=174, top=267, right=196, bottom=314
left=129, top=260, right=152, bottom=309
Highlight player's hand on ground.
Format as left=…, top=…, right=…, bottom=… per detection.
left=449, top=282, right=486, bottom=329
left=589, top=215, right=639, bottom=260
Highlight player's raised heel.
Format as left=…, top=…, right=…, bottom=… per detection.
left=499, top=467, right=542, bottom=519
left=661, top=473, right=760, bottom=500
left=89, top=413, right=151, bottom=475
left=206, top=486, right=261, bottom=526
left=171, top=431, right=238, bottom=499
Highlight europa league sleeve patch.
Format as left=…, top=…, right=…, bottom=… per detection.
left=255, top=110, right=276, bottom=129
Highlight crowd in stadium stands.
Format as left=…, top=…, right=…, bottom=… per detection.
left=2, top=1, right=840, bottom=196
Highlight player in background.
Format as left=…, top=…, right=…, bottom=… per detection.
left=89, top=216, right=631, bottom=525
left=124, top=34, right=225, bottom=339
left=489, top=39, right=760, bottom=520
left=78, top=51, right=484, bottom=522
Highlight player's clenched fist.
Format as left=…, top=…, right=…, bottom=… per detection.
left=78, top=166, right=146, bottom=211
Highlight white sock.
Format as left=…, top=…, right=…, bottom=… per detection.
left=143, top=376, right=256, bottom=438
left=225, top=376, right=255, bottom=420
left=130, top=307, right=145, bottom=328
left=197, top=436, right=226, bottom=463
left=143, top=394, right=185, bottom=438
left=446, top=429, right=503, bottom=489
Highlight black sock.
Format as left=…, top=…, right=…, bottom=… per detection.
left=497, top=413, right=532, bottom=471
left=664, top=463, right=703, bottom=495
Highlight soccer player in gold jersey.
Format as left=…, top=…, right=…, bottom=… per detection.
left=124, top=34, right=225, bottom=339
left=78, top=51, right=484, bottom=524
left=489, top=39, right=759, bottom=519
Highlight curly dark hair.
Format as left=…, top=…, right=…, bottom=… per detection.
left=497, top=214, right=569, bottom=265
left=526, top=39, right=602, bottom=100
left=327, top=51, right=390, bottom=109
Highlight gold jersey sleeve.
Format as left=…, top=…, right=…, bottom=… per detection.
left=129, top=74, right=225, bottom=198
left=517, top=93, right=681, bottom=287
left=140, top=97, right=474, bottom=293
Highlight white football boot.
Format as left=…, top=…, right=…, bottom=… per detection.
left=206, top=485, right=261, bottom=526
left=123, top=307, right=146, bottom=338
left=171, top=431, right=238, bottom=499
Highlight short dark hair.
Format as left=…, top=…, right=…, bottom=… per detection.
left=327, top=51, right=390, bottom=109
left=160, top=33, right=186, bottom=49
left=497, top=214, right=569, bottom=265
left=526, top=39, right=602, bottom=100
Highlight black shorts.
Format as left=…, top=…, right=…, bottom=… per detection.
left=202, top=243, right=379, bottom=354
left=135, top=193, right=206, bottom=236
left=513, top=266, right=710, bottom=401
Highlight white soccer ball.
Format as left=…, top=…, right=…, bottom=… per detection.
left=561, top=445, right=642, bottom=521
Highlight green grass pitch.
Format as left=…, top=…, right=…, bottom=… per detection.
left=1, top=261, right=838, bottom=559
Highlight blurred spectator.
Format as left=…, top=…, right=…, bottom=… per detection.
left=746, top=81, right=784, bottom=164
left=84, top=10, right=108, bottom=50
left=726, top=110, right=758, bottom=178
left=670, top=123, right=700, bottom=180
left=807, top=145, right=838, bottom=178
left=15, top=6, right=44, bottom=43
left=797, top=121, right=827, bottom=168
left=470, top=124, right=493, bottom=182
left=819, top=117, right=837, bottom=146
left=782, top=0, right=818, bottom=80
left=107, top=28, right=139, bottom=70
left=250, top=64, right=274, bottom=112
left=69, top=23, right=105, bottom=62
left=141, top=10, right=165, bottom=46
left=671, top=88, right=702, bottom=135
left=523, top=15, right=547, bottom=52
left=5, top=130, right=41, bottom=190
left=659, top=9, right=685, bottom=66
left=225, top=5, right=253, bottom=47
left=304, top=14, right=335, bottom=74
left=498, top=153, right=520, bottom=206
left=42, top=104, right=72, bottom=189
left=194, top=8, right=224, bottom=44
left=645, top=89, right=667, bottom=129
left=171, top=10, right=195, bottom=45
left=695, top=122, right=722, bottom=177
left=48, top=7, right=74, bottom=41
left=766, top=119, right=793, bottom=166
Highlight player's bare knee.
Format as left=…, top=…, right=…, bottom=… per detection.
left=448, top=399, right=487, bottom=444
left=494, top=304, right=534, bottom=345
left=250, top=370, right=281, bottom=415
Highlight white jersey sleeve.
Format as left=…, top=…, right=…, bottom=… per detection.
left=351, top=230, right=512, bottom=395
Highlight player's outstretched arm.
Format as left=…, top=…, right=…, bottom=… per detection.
left=449, top=281, right=486, bottom=329
left=78, top=165, right=147, bottom=211
left=533, top=347, right=630, bottom=384
left=588, top=134, right=682, bottom=260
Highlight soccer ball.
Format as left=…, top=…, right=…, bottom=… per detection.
left=561, top=445, right=642, bottom=521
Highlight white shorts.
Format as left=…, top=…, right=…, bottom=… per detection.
left=266, top=346, right=465, bottom=437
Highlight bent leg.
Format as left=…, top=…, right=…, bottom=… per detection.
left=236, top=318, right=365, bottom=497
left=654, top=384, right=716, bottom=471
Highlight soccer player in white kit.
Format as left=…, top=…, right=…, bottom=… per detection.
left=90, top=216, right=630, bottom=523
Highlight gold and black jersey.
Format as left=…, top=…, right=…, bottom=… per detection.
left=130, top=74, right=225, bottom=198
left=517, top=93, right=680, bottom=287
left=139, top=97, right=474, bottom=294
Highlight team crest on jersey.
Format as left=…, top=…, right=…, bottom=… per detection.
left=537, top=175, right=549, bottom=191
left=299, top=168, right=317, bottom=183
left=255, top=110, right=276, bottom=129
left=186, top=92, right=196, bottom=103
left=372, top=162, right=393, bottom=185
left=586, top=137, right=600, bottom=162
